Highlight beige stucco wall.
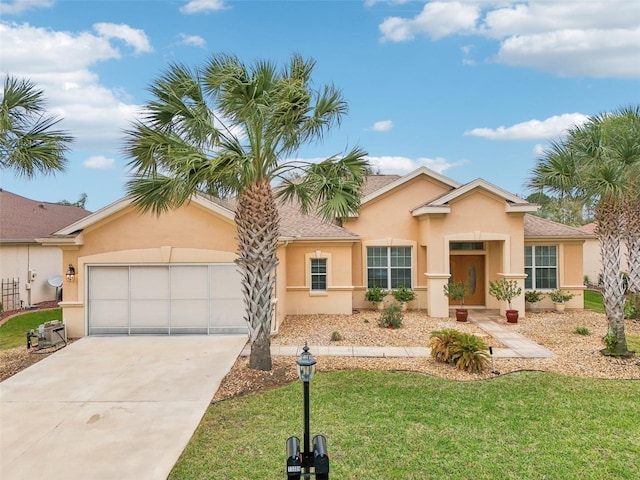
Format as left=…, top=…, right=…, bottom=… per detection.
left=344, top=175, right=450, bottom=312
left=0, top=244, right=64, bottom=307
left=283, top=242, right=355, bottom=315
left=60, top=203, right=240, bottom=337
left=420, top=190, right=527, bottom=317
left=582, top=237, right=629, bottom=286
left=525, top=240, right=585, bottom=310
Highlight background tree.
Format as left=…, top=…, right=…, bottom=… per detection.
left=58, top=193, right=88, bottom=209
left=1, top=76, right=73, bottom=177
left=124, top=53, right=369, bottom=370
left=528, top=105, right=640, bottom=357
left=525, top=191, right=595, bottom=226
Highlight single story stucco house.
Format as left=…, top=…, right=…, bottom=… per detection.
left=0, top=189, right=91, bottom=310
left=41, top=167, right=590, bottom=338
left=578, top=222, right=626, bottom=286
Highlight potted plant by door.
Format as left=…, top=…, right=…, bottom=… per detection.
left=443, top=281, right=470, bottom=322
left=365, top=286, right=387, bottom=310
left=524, top=290, right=545, bottom=312
left=391, top=286, right=416, bottom=311
left=549, top=289, right=575, bottom=313
left=489, top=279, right=522, bottom=323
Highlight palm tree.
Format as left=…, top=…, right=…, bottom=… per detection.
left=0, top=76, right=73, bottom=177
left=528, top=105, right=640, bottom=357
left=124, top=53, right=369, bottom=370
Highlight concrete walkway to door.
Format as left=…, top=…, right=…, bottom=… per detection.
left=0, top=335, right=247, bottom=480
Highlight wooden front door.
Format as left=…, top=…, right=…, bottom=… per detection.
left=449, top=255, right=485, bottom=305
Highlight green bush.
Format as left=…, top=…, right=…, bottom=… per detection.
left=365, top=286, right=387, bottom=303
left=448, top=333, right=490, bottom=373
left=575, top=326, right=590, bottom=336
left=429, top=329, right=489, bottom=373
left=624, top=295, right=640, bottom=320
left=378, top=304, right=403, bottom=329
left=390, top=286, right=415, bottom=303
left=429, top=329, right=462, bottom=363
left=330, top=331, right=343, bottom=342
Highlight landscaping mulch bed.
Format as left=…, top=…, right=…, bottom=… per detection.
left=2, top=307, right=638, bottom=398
left=213, top=309, right=640, bottom=402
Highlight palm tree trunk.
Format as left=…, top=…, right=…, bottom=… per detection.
left=623, top=196, right=640, bottom=321
left=596, top=201, right=630, bottom=356
left=236, top=180, right=280, bottom=370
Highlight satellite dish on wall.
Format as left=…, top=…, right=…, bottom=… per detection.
left=48, top=275, right=63, bottom=301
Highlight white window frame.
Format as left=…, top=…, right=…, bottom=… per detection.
left=366, top=246, right=413, bottom=289
left=310, top=258, right=327, bottom=292
left=525, top=245, right=558, bottom=290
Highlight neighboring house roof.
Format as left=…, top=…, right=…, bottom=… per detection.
left=577, top=222, right=597, bottom=235
left=524, top=214, right=593, bottom=239
left=0, top=189, right=91, bottom=243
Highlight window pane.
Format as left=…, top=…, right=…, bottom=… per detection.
left=390, top=269, right=411, bottom=289
left=525, top=267, right=533, bottom=289
left=310, top=259, right=327, bottom=291
left=524, top=246, right=532, bottom=267
left=367, top=247, right=388, bottom=267
left=535, top=268, right=557, bottom=289
left=368, top=269, right=388, bottom=288
left=390, top=247, right=411, bottom=267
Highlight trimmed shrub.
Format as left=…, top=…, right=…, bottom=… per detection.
left=378, top=304, right=403, bottom=329
left=429, top=329, right=490, bottom=373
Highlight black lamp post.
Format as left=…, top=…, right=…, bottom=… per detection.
left=286, top=344, right=329, bottom=479
left=297, top=343, right=316, bottom=473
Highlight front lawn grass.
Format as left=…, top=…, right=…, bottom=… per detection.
left=584, top=289, right=605, bottom=313
left=0, top=308, right=62, bottom=350
left=170, top=370, right=640, bottom=479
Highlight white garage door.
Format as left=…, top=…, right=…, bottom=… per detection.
left=87, top=264, right=247, bottom=335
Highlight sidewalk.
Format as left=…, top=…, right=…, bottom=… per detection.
left=241, top=310, right=555, bottom=359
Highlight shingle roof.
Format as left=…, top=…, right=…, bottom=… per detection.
left=524, top=214, right=592, bottom=238
left=577, top=222, right=597, bottom=235
left=361, top=174, right=401, bottom=197
left=0, top=189, right=92, bottom=242
left=203, top=194, right=358, bottom=239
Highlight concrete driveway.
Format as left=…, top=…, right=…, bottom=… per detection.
left=0, top=335, right=247, bottom=480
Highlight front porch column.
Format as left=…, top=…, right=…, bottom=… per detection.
left=425, top=273, right=451, bottom=318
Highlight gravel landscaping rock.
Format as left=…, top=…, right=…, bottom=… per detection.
left=2, top=308, right=638, bottom=399
left=213, top=309, right=640, bottom=401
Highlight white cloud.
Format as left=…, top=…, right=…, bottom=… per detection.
left=180, top=0, right=227, bottom=14
left=83, top=155, right=116, bottom=170
left=0, top=22, right=145, bottom=152
left=370, top=120, right=394, bottom=132
left=175, top=33, right=207, bottom=47
left=464, top=113, right=590, bottom=140
left=378, top=0, right=640, bottom=79
left=364, top=0, right=410, bottom=8
left=380, top=1, right=480, bottom=42
left=367, top=155, right=464, bottom=174
left=93, top=23, right=152, bottom=54
left=0, top=0, right=53, bottom=15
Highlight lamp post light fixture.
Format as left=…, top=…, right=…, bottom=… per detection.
left=286, top=344, right=329, bottom=479
left=65, top=264, right=76, bottom=282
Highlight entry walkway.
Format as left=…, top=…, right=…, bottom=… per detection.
left=245, top=310, right=555, bottom=359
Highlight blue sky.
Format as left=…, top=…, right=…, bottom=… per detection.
left=1, top=0, right=638, bottom=212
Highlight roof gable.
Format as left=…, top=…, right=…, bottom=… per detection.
left=412, top=179, right=538, bottom=216
left=360, top=166, right=461, bottom=206
left=54, top=193, right=235, bottom=236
